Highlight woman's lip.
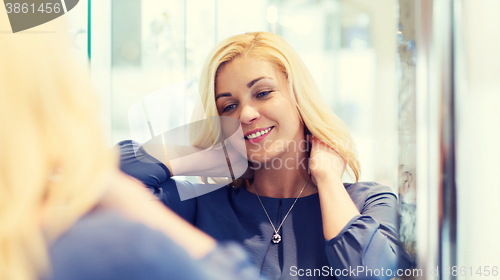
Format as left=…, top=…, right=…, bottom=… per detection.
left=245, top=126, right=274, bottom=143
left=244, top=126, right=274, bottom=138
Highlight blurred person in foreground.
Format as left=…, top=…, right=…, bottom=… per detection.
left=0, top=11, right=263, bottom=280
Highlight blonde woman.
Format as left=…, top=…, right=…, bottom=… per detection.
left=120, top=32, right=413, bottom=279
left=0, top=11, right=264, bottom=280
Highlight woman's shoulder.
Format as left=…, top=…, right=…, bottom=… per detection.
left=46, top=208, right=207, bottom=280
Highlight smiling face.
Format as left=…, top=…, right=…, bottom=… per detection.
left=215, top=55, right=305, bottom=164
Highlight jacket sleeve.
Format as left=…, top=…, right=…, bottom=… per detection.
left=117, top=140, right=196, bottom=223
left=324, top=182, right=414, bottom=280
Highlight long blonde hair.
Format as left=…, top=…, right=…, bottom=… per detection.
left=195, top=32, right=360, bottom=187
left=0, top=13, right=116, bottom=280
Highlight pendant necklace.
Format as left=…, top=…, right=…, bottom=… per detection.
left=253, top=175, right=311, bottom=244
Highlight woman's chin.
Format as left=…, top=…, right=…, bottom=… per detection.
left=246, top=151, right=284, bottom=166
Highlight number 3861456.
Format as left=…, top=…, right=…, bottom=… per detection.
left=6, top=3, right=62, bottom=14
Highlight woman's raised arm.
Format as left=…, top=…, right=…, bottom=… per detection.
left=98, top=170, right=217, bottom=259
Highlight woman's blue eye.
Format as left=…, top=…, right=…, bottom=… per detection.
left=257, top=90, right=273, bottom=98
left=222, top=104, right=236, bottom=113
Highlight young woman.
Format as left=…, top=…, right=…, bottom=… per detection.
left=0, top=14, right=262, bottom=280
left=120, top=32, right=413, bottom=279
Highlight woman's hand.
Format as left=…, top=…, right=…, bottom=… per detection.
left=140, top=115, right=249, bottom=179
left=98, top=171, right=217, bottom=259
left=308, top=135, right=360, bottom=240
left=141, top=133, right=249, bottom=179
left=308, top=135, right=346, bottom=187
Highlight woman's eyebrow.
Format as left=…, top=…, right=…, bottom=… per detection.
left=247, top=76, right=273, bottom=88
left=215, top=92, right=231, bottom=102
left=216, top=76, right=274, bottom=102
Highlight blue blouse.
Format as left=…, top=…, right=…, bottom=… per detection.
left=119, top=140, right=414, bottom=279
left=45, top=208, right=264, bottom=280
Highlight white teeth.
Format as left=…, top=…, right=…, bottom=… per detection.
left=246, top=127, right=273, bottom=139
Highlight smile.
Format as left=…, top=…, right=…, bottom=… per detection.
left=244, top=126, right=274, bottom=141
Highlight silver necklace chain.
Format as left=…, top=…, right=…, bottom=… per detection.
left=253, top=175, right=311, bottom=244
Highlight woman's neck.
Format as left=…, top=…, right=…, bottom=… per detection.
left=246, top=150, right=317, bottom=198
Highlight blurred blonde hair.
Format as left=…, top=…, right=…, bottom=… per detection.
left=194, top=31, right=360, bottom=188
left=0, top=12, right=116, bottom=280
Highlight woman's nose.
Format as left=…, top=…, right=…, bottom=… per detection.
left=239, top=104, right=260, bottom=124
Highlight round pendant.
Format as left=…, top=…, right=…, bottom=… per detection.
left=272, top=233, right=282, bottom=244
